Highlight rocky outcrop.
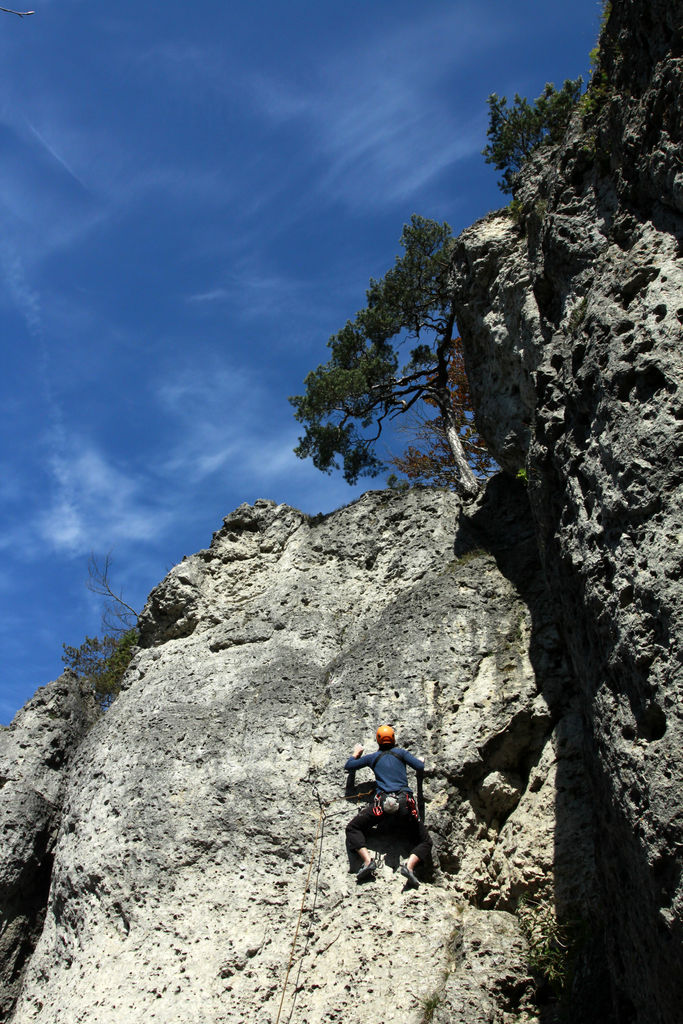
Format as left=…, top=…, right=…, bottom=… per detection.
left=4, top=4, right=680, bottom=1021
left=452, top=1, right=683, bottom=1020
left=8, top=485, right=594, bottom=1023
left=0, top=673, right=99, bottom=1019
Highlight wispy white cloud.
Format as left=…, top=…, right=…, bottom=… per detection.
left=156, top=365, right=254, bottom=411
left=0, top=89, right=233, bottom=293
left=0, top=244, right=42, bottom=334
left=0, top=349, right=318, bottom=567
left=239, top=430, right=311, bottom=481
left=156, top=365, right=264, bottom=483
left=153, top=359, right=318, bottom=497
left=26, top=121, right=89, bottom=190
left=0, top=122, right=107, bottom=316
left=125, top=5, right=493, bottom=215
left=35, top=442, right=168, bottom=555
left=186, top=288, right=231, bottom=304
left=247, top=6, right=494, bottom=208
left=130, top=39, right=230, bottom=99
left=184, top=263, right=315, bottom=326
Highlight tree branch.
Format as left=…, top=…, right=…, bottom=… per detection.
left=388, top=388, right=426, bottom=419
left=87, top=552, right=139, bottom=634
left=0, top=7, right=35, bottom=15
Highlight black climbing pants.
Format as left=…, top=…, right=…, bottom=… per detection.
left=345, top=803, right=432, bottom=863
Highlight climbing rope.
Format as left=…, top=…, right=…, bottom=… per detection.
left=284, top=791, right=329, bottom=1023
left=272, top=782, right=394, bottom=1023
left=273, top=785, right=370, bottom=1024
left=273, top=799, right=326, bottom=1024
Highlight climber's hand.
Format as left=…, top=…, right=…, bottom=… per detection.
left=353, top=744, right=363, bottom=758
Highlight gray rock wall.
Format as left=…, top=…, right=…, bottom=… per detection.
left=452, top=1, right=683, bottom=1020
left=0, top=672, right=99, bottom=1018
left=8, top=485, right=593, bottom=1024
left=5, top=4, right=679, bottom=1019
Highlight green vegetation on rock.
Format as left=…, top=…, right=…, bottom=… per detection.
left=517, top=897, right=587, bottom=1009
left=62, top=630, right=138, bottom=710
left=61, top=553, right=140, bottom=710
left=417, top=989, right=443, bottom=1024
left=581, top=1, right=613, bottom=117
left=483, top=78, right=583, bottom=194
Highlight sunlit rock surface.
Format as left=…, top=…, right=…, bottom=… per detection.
left=9, top=485, right=590, bottom=1024
left=5, top=4, right=682, bottom=1021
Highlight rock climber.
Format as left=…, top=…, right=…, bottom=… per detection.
left=344, top=725, right=432, bottom=887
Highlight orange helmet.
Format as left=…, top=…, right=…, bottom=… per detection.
left=376, top=725, right=396, bottom=748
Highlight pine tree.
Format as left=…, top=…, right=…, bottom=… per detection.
left=290, top=216, right=482, bottom=499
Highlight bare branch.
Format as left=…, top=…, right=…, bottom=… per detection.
left=0, top=7, right=35, bottom=15
left=390, top=384, right=428, bottom=401
left=87, top=552, right=139, bottom=635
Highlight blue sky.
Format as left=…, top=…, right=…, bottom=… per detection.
left=0, top=0, right=601, bottom=723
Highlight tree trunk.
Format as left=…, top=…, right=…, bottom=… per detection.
left=432, top=324, right=480, bottom=500
left=442, top=404, right=480, bottom=500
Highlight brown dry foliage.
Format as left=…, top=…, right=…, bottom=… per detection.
left=388, top=338, right=496, bottom=487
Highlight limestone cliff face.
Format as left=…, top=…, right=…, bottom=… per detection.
left=0, top=673, right=99, bottom=1018
left=4, top=4, right=680, bottom=1022
left=452, top=1, right=683, bottom=1020
left=7, top=485, right=593, bottom=1024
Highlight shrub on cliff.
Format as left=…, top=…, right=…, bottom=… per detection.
left=482, top=78, right=583, bottom=193
left=61, top=553, right=140, bottom=710
left=62, top=630, right=138, bottom=710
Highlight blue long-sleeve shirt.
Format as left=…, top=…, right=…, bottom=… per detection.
left=344, top=746, right=424, bottom=794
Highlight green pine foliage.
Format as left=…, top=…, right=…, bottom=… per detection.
left=482, top=78, right=583, bottom=193
left=290, top=216, right=480, bottom=497
left=291, top=215, right=453, bottom=483
left=62, top=629, right=138, bottom=710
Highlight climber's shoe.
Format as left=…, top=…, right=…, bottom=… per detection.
left=356, top=860, right=377, bottom=882
left=400, top=863, right=420, bottom=889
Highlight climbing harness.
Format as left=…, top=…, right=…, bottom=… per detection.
left=366, top=749, right=421, bottom=820
left=372, top=748, right=403, bottom=769
left=380, top=794, right=400, bottom=815
left=371, top=790, right=419, bottom=819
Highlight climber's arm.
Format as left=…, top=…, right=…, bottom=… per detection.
left=344, top=748, right=375, bottom=772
